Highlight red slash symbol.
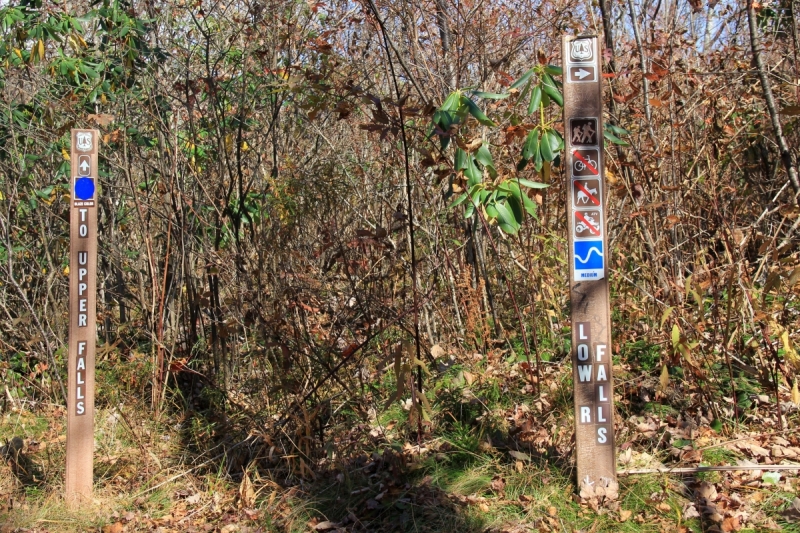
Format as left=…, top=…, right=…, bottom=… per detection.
left=575, top=182, right=600, bottom=206
left=575, top=211, right=601, bottom=236
left=573, top=150, right=599, bottom=175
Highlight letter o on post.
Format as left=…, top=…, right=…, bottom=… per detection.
left=577, top=343, right=589, bottom=361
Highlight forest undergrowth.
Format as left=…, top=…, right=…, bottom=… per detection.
left=2, top=0, right=800, bottom=531
left=3, top=312, right=800, bottom=532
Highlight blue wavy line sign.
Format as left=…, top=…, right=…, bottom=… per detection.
left=574, top=240, right=604, bottom=281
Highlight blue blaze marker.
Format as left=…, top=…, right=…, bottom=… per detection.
left=574, top=240, right=604, bottom=281
left=74, top=177, right=95, bottom=200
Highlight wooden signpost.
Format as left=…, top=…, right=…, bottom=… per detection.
left=66, top=129, right=99, bottom=501
left=562, top=36, right=618, bottom=494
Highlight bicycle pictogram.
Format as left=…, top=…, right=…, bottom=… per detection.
left=574, top=157, right=598, bottom=173
left=571, top=148, right=600, bottom=177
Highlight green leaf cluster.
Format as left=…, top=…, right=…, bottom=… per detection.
left=431, top=66, right=572, bottom=234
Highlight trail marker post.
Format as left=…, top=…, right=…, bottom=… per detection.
left=66, top=129, right=99, bottom=502
left=562, top=36, right=617, bottom=494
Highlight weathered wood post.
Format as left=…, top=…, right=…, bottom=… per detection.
left=562, top=35, right=618, bottom=494
left=66, top=129, right=99, bottom=502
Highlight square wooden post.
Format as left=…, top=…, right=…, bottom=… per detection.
left=65, top=129, right=99, bottom=502
left=562, top=36, right=618, bottom=494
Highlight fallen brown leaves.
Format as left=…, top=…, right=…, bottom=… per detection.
left=576, top=476, right=619, bottom=512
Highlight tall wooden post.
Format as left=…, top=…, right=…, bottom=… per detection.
left=66, top=129, right=99, bottom=502
left=562, top=36, right=617, bottom=494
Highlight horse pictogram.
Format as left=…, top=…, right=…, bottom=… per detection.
left=573, top=178, right=601, bottom=207
left=577, top=187, right=597, bottom=205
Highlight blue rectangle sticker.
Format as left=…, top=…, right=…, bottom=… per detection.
left=574, top=240, right=604, bottom=281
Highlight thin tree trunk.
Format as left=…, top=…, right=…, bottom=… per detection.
left=433, top=0, right=455, bottom=91
left=746, top=0, right=800, bottom=196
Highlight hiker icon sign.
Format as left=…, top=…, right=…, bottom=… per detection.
left=570, top=118, right=598, bottom=146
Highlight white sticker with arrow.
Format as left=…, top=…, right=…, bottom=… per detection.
left=568, top=65, right=597, bottom=83
left=78, top=155, right=91, bottom=177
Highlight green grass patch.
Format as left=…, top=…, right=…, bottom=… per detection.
left=701, top=446, right=741, bottom=465
left=622, top=340, right=662, bottom=372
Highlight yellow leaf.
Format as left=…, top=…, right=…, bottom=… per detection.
left=671, top=324, right=680, bottom=348
left=63, top=266, right=70, bottom=276
left=61, top=148, right=70, bottom=161
left=67, top=35, right=80, bottom=54
left=659, top=364, right=669, bottom=392
left=780, top=330, right=799, bottom=369
left=37, top=40, right=44, bottom=61
left=791, top=381, right=800, bottom=405
left=241, top=141, right=249, bottom=151
left=660, top=306, right=674, bottom=328
left=239, top=471, right=256, bottom=507
left=13, top=48, right=22, bottom=59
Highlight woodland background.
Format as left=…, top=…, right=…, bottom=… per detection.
left=1, top=0, right=800, bottom=531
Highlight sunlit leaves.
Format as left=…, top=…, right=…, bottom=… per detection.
left=475, top=144, right=496, bottom=179
left=540, top=72, right=562, bottom=107
left=470, top=90, right=510, bottom=100
left=461, top=95, right=496, bottom=127
left=509, top=69, right=535, bottom=90
left=543, top=65, right=563, bottom=76
left=522, top=129, right=540, bottom=160
left=430, top=65, right=564, bottom=234
left=540, top=129, right=563, bottom=162
left=527, top=85, right=542, bottom=116
left=604, top=124, right=631, bottom=146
